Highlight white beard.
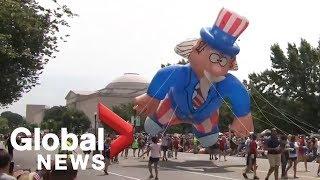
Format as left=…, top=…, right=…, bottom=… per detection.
left=199, top=71, right=226, bottom=99
left=203, top=71, right=226, bottom=83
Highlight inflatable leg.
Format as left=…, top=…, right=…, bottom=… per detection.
left=193, top=111, right=220, bottom=147
left=144, top=97, right=182, bottom=136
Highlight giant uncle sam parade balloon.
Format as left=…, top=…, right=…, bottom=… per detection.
left=134, top=8, right=253, bottom=147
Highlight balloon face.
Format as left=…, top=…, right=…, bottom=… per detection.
left=189, top=40, right=235, bottom=77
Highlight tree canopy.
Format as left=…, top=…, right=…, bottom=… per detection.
left=41, top=106, right=91, bottom=134
left=1, top=111, right=25, bottom=129
left=0, top=0, right=75, bottom=107
left=247, top=39, right=320, bottom=134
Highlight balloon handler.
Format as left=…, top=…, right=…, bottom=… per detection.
left=134, top=8, right=254, bottom=147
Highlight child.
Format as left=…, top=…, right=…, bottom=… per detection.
left=140, top=136, right=161, bottom=180
left=103, top=138, right=112, bottom=175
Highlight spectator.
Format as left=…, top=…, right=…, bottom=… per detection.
left=286, top=135, right=298, bottom=178
left=137, top=134, right=145, bottom=157
left=219, top=135, right=227, bottom=161
left=132, top=137, right=139, bottom=157
left=265, top=128, right=281, bottom=180
left=242, top=133, right=259, bottom=180
left=103, top=137, right=112, bottom=175
left=279, top=134, right=289, bottom=179
left=172, top=136, right=180, bottom=159
left=208, top=143, right=219, bottom=160
left=0, top=149, right=16, bottom=180
left=229, top=133, right=238, bottom=155
left=5, top=135, right=14, bottom=160
left=161, top=135, right=168, bottom=161
left=297, top=135, right=308, bottom=171
left=140, top=136, right=161, bottom=180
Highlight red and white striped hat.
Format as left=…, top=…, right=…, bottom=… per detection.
left=215, top=8, right=249, bottom=38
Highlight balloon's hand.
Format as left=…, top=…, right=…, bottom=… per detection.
left=230, top=113, right=253, bottom=138
left=133, top=93, right=160, bottom=116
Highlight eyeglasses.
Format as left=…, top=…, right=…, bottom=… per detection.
left=209, top=52, right=228, bottom=67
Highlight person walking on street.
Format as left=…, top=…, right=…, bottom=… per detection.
left=219, top=134, right=227, bottom=161
left=173, top=136, right=180, bottom=159
left=132, top=137, right=139, bottom=157
left=5, top=135, right=13, bottom=160
left=265, top=128, right=281, bottom=180
left=297, top=135, right=308, bottom=172
left=286, top=135, right=298, bottom=178
left=243, top=133, right=259, bottom=180
left=161, top=135, right=168, bottom=161
left=280, top=134, right=289, bottom=179
left=140, top=136, right=161, bottom=180
left=103, top=138, right=112, bottom=175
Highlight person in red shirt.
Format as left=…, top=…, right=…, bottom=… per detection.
left=172, top=136, right=180, bottom=159
left=219, top=135, right=227, bottom=161
left=243, top=133, right=259, bottom=180
left=297, top=135, right=308, bottom=172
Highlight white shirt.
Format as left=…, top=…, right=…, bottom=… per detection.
left=317, top=140, right=320, bottom=155
left=150, top=143, right=161, bottom=158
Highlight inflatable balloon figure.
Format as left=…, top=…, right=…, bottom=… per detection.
left=134, top=8, right=254, bottom=147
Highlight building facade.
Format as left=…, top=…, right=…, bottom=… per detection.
left=65, top=73, right=149, bottom=127
left=26, top=104, right=47, bottom=124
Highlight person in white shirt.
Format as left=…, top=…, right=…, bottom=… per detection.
left=286, top=135, right=298, bottom=178
left=140, top=136, right=161, bottom=180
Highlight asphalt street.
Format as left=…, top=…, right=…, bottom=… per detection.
left=12, top=149, right=320, bottom=180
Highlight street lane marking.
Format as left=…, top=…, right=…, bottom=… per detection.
left=229, top=167, right=319, bottom=179
left=109, top=172, right=142, bottom=180
left=161, top=167, right=240, bottom=180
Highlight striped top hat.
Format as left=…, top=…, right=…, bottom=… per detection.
left=200, top=8, right=249, bottom=57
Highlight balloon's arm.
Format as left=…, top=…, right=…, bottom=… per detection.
left=218, top=74, right=251, bottom=118
left=147, top=65, right=186, bottom=100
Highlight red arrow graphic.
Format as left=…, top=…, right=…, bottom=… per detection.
left=98, top=103, right=134, bottom=158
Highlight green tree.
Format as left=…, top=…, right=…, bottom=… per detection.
left=247, top=39, right=320, bottom=134
left=112, top=103, right=135, bottom=121
left=41, top=118, right=60, bottom=133
left=61, top=109, right=91, bottom=134
left=0, top=117, right=9, bottom=134
left=161, top=59, right=188, bottom=68
left=43, top=106, right=67, bottom=123
left=102, top=103, right=137, bottom=133
left=41, top=106, right=91, bottom=134
left=0, top=0, right=76, bottom=107
left=0, top=111, right=25, bottom=130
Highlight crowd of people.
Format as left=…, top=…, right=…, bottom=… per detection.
left=112, top=130, right=320, bottom=180
left=1, top=129, right=320, bottom=180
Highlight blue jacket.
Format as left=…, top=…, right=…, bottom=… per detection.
left=147, top=65, right=250, bottom=124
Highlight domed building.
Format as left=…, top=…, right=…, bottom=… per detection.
left=65, top=73, right=149, bottom=127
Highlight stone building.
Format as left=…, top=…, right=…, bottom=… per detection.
left=26, top=104, right=47, bottom=124
left=65, top=73, right=149, bottom=127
